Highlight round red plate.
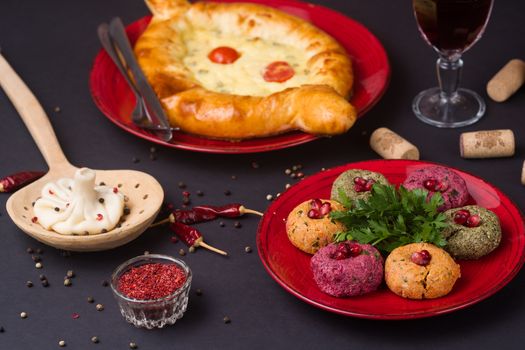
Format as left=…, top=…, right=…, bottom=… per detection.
left=257, top=160, right=525, bottom=319
left=89, top=0, right=390, bottom=153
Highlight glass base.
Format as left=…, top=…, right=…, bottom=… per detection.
left=412, top=87, right=486, bottom=128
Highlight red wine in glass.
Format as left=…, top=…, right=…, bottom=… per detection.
left=412, top=0, right=494, bottom=128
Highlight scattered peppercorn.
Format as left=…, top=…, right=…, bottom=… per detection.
left=91, top=336, right=99, bottom=344
left=20, top=312, right=28, bottom=319
left=98, top=198, right=104, bottom=204
left=182, top=197, right=191, bottom=205
left=223, top=316, right=231, bottom=324
left=285, top=183, right=291, bottom=189
left=219, top=221, right=225, bottom=227
left=297, top=172, right=304, bottom=178
left=39, top=274, right=46, bottom=281
left=99, top=182, right=106, bottom=186
left=54, top=207, right=60, bottom=212
left=132, top=157, right=140, bottom=164
left=231, top=175, right=237, bottom=180
left=266, top=194, right=273, bottom=201
left=149, top=153, right=157, bottom=161
left=36, top=248, right=43, bottom=254
left=149, top=146, right=156, bottom=153
left=123, top=207, right=131, bottom=216
left=188, top=246, right=196, bottom=253
left=54, top=106, right=61, bottom=113
left=195, top=289, right=203, bottom=296
left=290, top=173, right=297, bottom=179
left=234, top=221, right=242, bottom=228
left=32, top=255, right=40, bottom=262
left=64, top=279, right=72, bottom=287
left=58, top=340, right=66, bottom=347
left=0, top=326, right=4, bottom=333
left=177, top=182, right=186, bottom=189
left=101, top=280, right=109, bottom=287
left=87, top=296, right=94, bottom=303
left=224, top=190, right=231, bottom=196
left=129, top=342, right=138, bottom=349
left=251, top=161, right=260, bottom=169
left=245, top=246, right=252, bottom=253
left=35, top=262, right=43, bottom=269
left=196, top=190, right=204, bottom=197
left=41, top=279, right=49, bottom=287
left=67, top=270, right=75, bottom=278
left=179, top=248, right=186, bottom=256
left=26, top=281, right=33, bottom=288
left=26, top=248, right=34, bottom=254
left=285, top=169, right=291, bottom=175
left=96, top=304, right=104, bottom=311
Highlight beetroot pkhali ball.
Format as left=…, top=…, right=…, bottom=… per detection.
left=310, top=242, right=384, bottom=297
left=403, top=166, right=469, bottom=211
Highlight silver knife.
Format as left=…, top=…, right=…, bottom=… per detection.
left=107, top=17, right=174, bottom=142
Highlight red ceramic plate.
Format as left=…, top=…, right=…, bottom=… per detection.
left=257, top=160, right=525, bottom=319
left=89, top=0, right=390, bottom=153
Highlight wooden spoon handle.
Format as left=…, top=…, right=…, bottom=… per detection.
left=0, top=53, right=69, bottom=170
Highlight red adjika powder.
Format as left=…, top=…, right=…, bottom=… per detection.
left=118, top=263, right=186, bottom=300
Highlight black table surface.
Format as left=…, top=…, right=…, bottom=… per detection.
left=1, top=0, right=524, bottom=349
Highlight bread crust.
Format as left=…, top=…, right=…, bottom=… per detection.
left=135, top=0, right=356, bottom=140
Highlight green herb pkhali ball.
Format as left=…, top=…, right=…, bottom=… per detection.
left=442, top=205, right=501, bottom=260
left=330, top=169, right=390, bottom=205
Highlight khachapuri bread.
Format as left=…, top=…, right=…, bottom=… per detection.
left=286, top=199, right=345, bottom=254
left=385, top=243, right=461, bottom=299
left=441, top=205, right=502, bottom=260
left=403, top=166, right=469, bottom=211
left=135, top=0, right=356, bottom=140
left=330, top=169, right=390, bottom=205
left=311, top=241, right=383, bottom=297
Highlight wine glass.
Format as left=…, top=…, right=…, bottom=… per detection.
left=412, top=0, right=494, bottom=128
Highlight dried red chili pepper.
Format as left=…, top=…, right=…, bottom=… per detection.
left=169, top=221, right=227, bottom=256
left=0, top=171, right=45, bottom=193
left=151, top=203, right=263, bottom=227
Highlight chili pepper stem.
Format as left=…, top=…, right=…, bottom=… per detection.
left=195, top=238, right=228, bottom=256
left=239, top=206, right=263, bottom=217
left=149, top=213, right=175, bottom=228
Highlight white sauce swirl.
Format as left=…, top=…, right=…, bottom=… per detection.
left=33, top=168, right=124, bottom=235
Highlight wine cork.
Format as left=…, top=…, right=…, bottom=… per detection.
left=486, top=59, right=525, bottom=102
left=460, top=129, right=515, bottom=158
left=370, top=127, right=419, bottom=160
left=521, top=161, right=525, bottom=185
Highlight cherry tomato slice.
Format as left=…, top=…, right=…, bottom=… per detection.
left=262, top=61, right=295, bottom=83
left=208, top=46, right=240, bottom=64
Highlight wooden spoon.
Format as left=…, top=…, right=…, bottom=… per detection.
left=0, top=53, right=164, bottom=251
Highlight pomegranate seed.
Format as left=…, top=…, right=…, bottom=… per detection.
left=349, top=244, right=362, bottom=257
left=364, top=179, right=376, bottom=191
left=96, top=213, right=103, bottom=221
left=466, top=214, right=481, bottom=228
left=31, top=217, right=38, bottom=223
left=354, top=184, right=364, bottom=192
left=170, top=236, right=178, bottom=243
left=166, top=203, right=175, bottom=210
left=333, top=251, right=348, bottom=260
left=113, top=187, right=118, bottom=193
left=182, top=191, right=190, bottom=197
left=307, top=208, right=320, bottom=219
left=453, top=209, right=471, bottom=225
left=411, top=251, right=431, bottom=266
left=310, top=199, right=322, bottom=211
left=419, top=249, right=431, bottom=261
left=320, top=202, right=332, bottom=216
left=353, top=177, right=367, bottom=186
left=423, top=179, right=437, bottom=191
left=435, top=181, right=449, bottom=192
left=336, top=242, right=350, bottom=253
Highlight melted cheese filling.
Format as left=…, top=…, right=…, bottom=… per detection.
left=182, top=29, right=311, bottom=96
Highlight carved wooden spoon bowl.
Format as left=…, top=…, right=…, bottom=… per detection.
left=0, top=53, right=163, bottom=251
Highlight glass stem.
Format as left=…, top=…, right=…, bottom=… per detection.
left=436, top=56, right=463, bottom=100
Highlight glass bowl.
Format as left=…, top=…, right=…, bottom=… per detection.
left=110, top=254, right=192, bottom=329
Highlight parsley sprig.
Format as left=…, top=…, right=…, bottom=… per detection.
left=331, top=183, right=449, bottom=253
